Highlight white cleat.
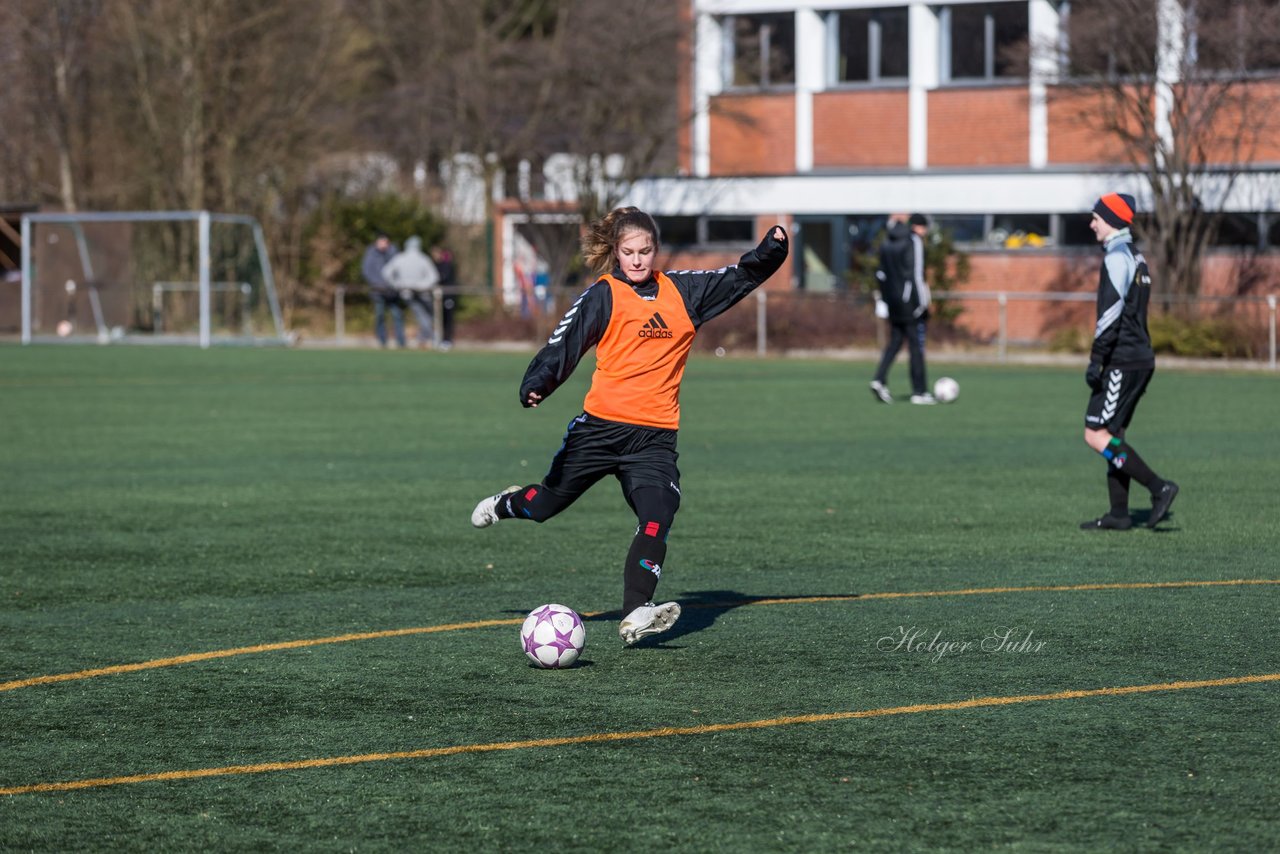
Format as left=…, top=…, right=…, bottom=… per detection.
left=618, top=601, right=682, bottom=646
left=909, top=393, right=938, bottom=405
left=471, top=485, right=521, bottom=528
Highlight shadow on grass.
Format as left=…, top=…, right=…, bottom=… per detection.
left=1131, top=507, right=1179, bottom=531
left=504, top=590, right=859, bottom=649
left=528, top=659, right=598, bottom=670
left=605, top=589, right=859, bottom=649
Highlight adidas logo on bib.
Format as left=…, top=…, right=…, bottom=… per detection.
left=638, top=312, right=673, bottom=339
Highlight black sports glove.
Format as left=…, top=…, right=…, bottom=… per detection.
left=519, top=382, right=546, bottom=408
left=1085, top=361, right=1103, bottom=390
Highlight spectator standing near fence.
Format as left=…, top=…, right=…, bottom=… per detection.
left=362, top=233, right=405, bottom=349
left=382, top=236, right=440, bottom=348
left=1079, top=193, right=1179, bottom=531
left=431, top=244, right=457, bottom=351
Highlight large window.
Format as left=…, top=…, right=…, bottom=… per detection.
left=932, top=213, right=1057, bottom=248
left=1063, top=0, right=1157, bottom=78
left=833, top=7, right=909, bottom=84
left=706, top=217, right=755, bottom=243
left=1067, top=0, right=1279, bottom=79
left=656, top=216, right=698, bottom=247
left=727, top=13, right=796, bottom=88
left=1190, top=0, right=1280, bottom=74
left=1062, top=211, right=1280, bottom=250
left=944, top=2, right=1028, bottom=81
left=654, top=216, right=755, bottom=247
left=930, top=215, right=987, bottom=244
left=1060, top=214, right=1097, bottom=247
left=1211, top=212, right=1262, bottom=247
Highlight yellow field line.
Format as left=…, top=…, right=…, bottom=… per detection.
left=3, top=578, right=1276, bottom=695
left=3, top=671, right=1277, bottom=797
left=727, top=577, right=1280, bottom=606
left=0, top=619, right=520, bottom=693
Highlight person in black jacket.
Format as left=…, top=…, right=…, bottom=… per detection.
left=470, top=207, right=788, bottom=645
left=1080, top=193, right=1179, bottom=530
left=869, top=213, right=934, bottom=404
left=431, top=244, right=457, bottom=350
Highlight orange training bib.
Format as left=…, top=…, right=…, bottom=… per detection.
left=582, top=273, right=696, bottom=430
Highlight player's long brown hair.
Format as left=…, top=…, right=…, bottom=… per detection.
left=582, top=207, right=661, bottom=276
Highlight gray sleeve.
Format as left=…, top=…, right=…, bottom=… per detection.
left=912, top=234, right=925, bottom=289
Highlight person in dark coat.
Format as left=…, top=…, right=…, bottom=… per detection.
left=870, top=213, right=933, bottom=404
left=361, top=233, right=405, bottom=348
left=431, top=244, right=458, bottom=350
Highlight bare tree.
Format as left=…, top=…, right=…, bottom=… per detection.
left=514, top=0, right=684, bottom=292
left=0, top=6, right=39, bottom=203
left=4, top=0, right=687, bottom=322
left=1044, top=0, right=1280, bottom=302
left=3, top=0, right=104, bottom=210
left=103, top=1, right=353, bottom=210
left=362, top=0, right=683, bottom=302
left=93, top=0, right=362, bottom=316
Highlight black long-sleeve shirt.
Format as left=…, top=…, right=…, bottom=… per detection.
left=519, top=228, right=789, bottom=405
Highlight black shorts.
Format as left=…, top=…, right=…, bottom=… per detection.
left=1085, top=367, right=1153, bottom=432
left=543, top=413, right=681, bottom=502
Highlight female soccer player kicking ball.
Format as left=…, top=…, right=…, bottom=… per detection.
left=472, top=207, right=788, bottom=644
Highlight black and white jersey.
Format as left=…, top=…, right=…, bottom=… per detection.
left=1091, top=230, right=1155, bottom=371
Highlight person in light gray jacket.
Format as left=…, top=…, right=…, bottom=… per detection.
left=382, top=236, right=440, bottom=348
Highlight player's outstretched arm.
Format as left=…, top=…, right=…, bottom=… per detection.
left=739, top=226, right=789, bottom=284
left=670, top=226, right=789, bottom=326
left=517, top=281, right=611, bottom=408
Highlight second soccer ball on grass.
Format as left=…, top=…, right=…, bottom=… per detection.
left=933, top=376, right=959, bottom=403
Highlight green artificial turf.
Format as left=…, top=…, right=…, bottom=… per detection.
left=1, top=345, right=1277, bottom=851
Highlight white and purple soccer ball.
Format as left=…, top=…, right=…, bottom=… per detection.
left=520, top=603, right=586, bottom=668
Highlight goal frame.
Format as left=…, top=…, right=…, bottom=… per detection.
left=20, top=210, right=287, bottom=348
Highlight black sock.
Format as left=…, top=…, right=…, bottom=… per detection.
left=622, top=528, right=667, bottom=615
left=1106, top=467, right=1131, bottom=517
left=496, top=489, right=523, bottom=520
left=1102, top=438, right=1164, bottom=492
left=621, top=486, right=680, bottom=615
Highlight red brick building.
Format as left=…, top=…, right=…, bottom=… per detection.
left=494, top=1, right=1280, bottom=346
left=617, top=0, right=1280, bottom=345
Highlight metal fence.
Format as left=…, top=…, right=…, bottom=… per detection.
left=936, top=290, right=1274, bottom=368
left=938, top=290, right=1278, bottom=367
left=328, top=285, right=1279, bottom=368
left=330, top=285, right=519, bottom=349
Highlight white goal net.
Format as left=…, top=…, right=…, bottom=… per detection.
left=18, top=211, right=286, bottom=347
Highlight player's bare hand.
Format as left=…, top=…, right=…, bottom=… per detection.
left=772, top=226, right=787, bottom=242
left=525, top=391, right=543, bottom=408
